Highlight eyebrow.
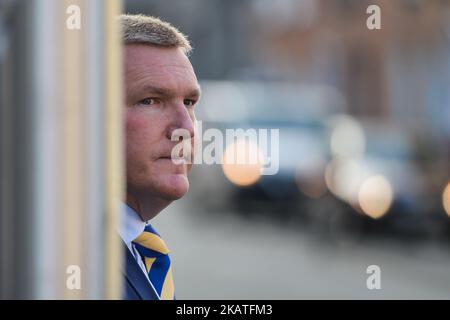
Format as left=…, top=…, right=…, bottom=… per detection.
left=138, top=84, right=201, bottom=99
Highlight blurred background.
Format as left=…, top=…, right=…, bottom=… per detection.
left=0, top=0, right=449, bottom=299
left=126, top=0, right=450, bottom=299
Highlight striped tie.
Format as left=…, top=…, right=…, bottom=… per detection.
left=132, top=224, right=175, bottom=300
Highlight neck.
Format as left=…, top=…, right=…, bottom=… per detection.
left=126, top=192, right=171, bottom=221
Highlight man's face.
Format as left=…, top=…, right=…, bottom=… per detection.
left=124, top=44, right=200, bottom=202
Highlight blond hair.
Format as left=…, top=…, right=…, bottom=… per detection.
left=119, top=14, right=192, bottom=55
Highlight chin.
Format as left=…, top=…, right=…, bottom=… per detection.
left=160, top=173, right=190, bottom=200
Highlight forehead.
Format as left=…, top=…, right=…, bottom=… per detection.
left=124, top=44, right=199, bottom=96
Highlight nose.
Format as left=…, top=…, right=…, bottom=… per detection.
left=166, top=102, right=195, bottom=141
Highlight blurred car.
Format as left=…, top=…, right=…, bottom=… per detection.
left=324, top=123, right=432, bottom=236
left=189, top=81, right=439, bottom=239
left=189, top=80, right=342, bottom=216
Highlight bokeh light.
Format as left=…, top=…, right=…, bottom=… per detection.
left=358, top=175, right=394, bottom=219
left=324, top=158, right=368, bottom=204
left=328, top=114, right=366, bottom=159
left=443, top=182, right=450, bottom=217
left=222, top=139, right=263, bottom=187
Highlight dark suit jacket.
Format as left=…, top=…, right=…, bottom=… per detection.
left=122, top=241, right=159, bottom=300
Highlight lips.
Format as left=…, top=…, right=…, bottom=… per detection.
left=159, top=150, right=184, bottom=160
left=159, top=155, right=185, bottom=163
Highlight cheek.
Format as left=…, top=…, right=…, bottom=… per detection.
left=125, top=111, right=155, bottom=158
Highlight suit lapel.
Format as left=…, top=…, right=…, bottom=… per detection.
left=122, top=241, right=159, bottom=300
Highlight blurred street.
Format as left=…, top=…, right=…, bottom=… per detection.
left=155, top=196, right=450, bottom=299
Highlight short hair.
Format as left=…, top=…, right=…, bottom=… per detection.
left=119, top=14, right=192, bottom=55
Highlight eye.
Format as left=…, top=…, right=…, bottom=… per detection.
left=183, top=99, right=197, bottom=107
left=139, top=98, right=158, bottom=106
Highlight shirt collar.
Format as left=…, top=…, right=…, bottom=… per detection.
left=119, top=203, right=146, bottom=246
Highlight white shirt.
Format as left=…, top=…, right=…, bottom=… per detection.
left=119, top=203, right=161, bottom=299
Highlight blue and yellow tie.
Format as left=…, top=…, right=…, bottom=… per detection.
left=132, top=224, right=175, bottom=300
